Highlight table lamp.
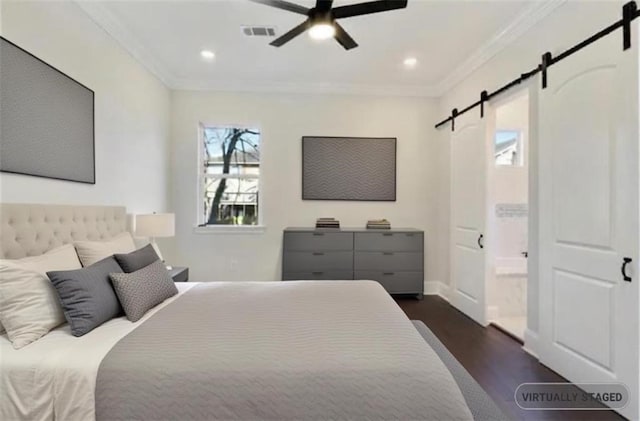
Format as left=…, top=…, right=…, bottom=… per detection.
left=135, top=213, right=175, bottom=262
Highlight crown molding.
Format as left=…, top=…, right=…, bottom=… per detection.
left=170, top=77, right=440, bottom=97
left=74, top=0, right=176, bottom=87
left=432, top=0, right=567, bottom=96
left=76, top=0, right=566, bottom=98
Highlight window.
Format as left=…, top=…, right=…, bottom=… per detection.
left=199, top=125, right=260, bottom=226
left=494, top=130, right=524, bottom=166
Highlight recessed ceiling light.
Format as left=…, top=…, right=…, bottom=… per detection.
left=309, top=23, right=336, bottom=41
left=200, top=50, right=215, bottom=61
left=403, top=57, right=418, bottom=68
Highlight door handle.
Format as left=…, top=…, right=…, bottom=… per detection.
left=478, top=234, right=484, bottom=249
left=622, top=257, right=632, bottom=282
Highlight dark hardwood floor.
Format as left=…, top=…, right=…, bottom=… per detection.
left=396, top=295, right=625, bottom=421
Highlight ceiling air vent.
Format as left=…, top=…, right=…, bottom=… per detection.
left=241, top=26, right=276, bottom=37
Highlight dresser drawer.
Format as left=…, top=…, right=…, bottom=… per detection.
left=355, top=271, right=423, bottom=294
left=283, top=251, right=353, bottom=272
left=283, top=232, right=353, bottom=251
left=354, top=251, right=422, bottom=272
left=354, top=232, right=423, bottom=252
left=282, top=271, right=353, bottom=281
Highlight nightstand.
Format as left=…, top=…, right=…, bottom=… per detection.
left=168, top=266, right=189, bottom=282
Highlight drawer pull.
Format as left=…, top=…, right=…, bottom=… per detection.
left=383, top=252, right=394, bottom=256
left=312, top=271, right=324, bottom=275
left=312, top=233, right=324, bottom=236
left=383, top=233, right=393, bottom=237
left=312, top=252, right=325, bottom=256
left=383, top=272, right=395, bottom=276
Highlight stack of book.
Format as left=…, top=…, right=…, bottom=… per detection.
left=316, top=217, right=340, bottom=229
left=366, top=219, right=391, bottom=230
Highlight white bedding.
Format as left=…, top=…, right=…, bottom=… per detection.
left=0, top=283, right=196, bottom=421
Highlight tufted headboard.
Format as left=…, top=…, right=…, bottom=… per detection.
left=0, top=204, right=127, bottom=259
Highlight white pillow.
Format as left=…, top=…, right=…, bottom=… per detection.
left=74, top=232, right=136, bottom=267
left=0, top=244, right=82, bottom=349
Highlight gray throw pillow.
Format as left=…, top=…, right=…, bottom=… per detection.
left=114, top=244, right=160, bottom=273
left=109, top=260, right=178, bottom=322
left=47, top=256, right=124, bottom=337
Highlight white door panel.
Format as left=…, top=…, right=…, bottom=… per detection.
left=450, top=112, right=489, bottom=325
left=539, top=27, right=639, bottom=419
left=553, top=269, right=614, bottom=369
left=551, top=66, right=615, bottom=248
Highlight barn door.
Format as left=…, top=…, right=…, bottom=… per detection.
left=450, top=110, right=491, bottom=326
left=538, top=24, right=639, bottom=419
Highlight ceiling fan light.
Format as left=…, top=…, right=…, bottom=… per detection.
left=309, top=23, right=335, bottom=40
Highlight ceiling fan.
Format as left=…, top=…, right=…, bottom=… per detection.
left=251, top=0, right=408, bottom=50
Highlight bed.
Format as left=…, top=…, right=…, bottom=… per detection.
left=0, top=204, right=502, bottom=421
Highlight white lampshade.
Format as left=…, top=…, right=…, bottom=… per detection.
left=135, top=213, right=175, bottom=238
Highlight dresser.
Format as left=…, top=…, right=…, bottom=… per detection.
left=282, top=228, right=424, bottom=298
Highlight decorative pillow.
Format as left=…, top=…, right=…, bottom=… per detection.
left=74, top=232, right=136, bottom=267
left=0, top=244, right=82, bottom=349
left=114, top=244, right=160, bottom=273
left=47, top=256, right=124, bottom=337
left=109, top=260, right=178, bottom=322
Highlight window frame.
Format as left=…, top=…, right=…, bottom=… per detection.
left=195, top=122, right=265, bottom=234
left=494, top=129, right=524, bottom=167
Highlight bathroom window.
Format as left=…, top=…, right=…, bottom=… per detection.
left=494, top=130, right=523, bottom=166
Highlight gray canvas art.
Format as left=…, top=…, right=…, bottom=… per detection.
left=0, top=37, right=95, bottom=183
left=302, top=136, right=396, bottom=201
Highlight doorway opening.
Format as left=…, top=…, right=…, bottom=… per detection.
left=486, top=91, right=529, bottom=340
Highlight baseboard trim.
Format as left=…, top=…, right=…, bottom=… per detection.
left=487, top=305, right=499, bottom=322
left=424, top=281, right=450, bottom=302
left=523, top=328, right=539, bottom=359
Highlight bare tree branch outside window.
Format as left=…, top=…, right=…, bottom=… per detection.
left=201, top=126, right=260, bottom=225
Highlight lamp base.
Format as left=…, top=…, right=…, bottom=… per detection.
left=149, top=238, right=164, bottom=262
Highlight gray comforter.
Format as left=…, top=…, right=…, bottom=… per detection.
left=96, top=281, right=473, bottom=420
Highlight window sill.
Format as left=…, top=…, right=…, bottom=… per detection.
left=193, top=225, right=266, bottom=235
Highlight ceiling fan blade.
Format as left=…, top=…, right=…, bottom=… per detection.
left=333, top=22, right=358, bottom=50
left=270, top=19, right=311, bottom=47
left=250, top=0, right=309, bottom=15
left=332, top=0, right=408, bottom=19
left=315, top=0, right=334, bottom=13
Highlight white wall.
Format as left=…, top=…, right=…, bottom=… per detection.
left=169, top=91, right=442, bottom=283
left=0, top=1, right=171, bottom=215
left=436, top=1, right=627, bottom=342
